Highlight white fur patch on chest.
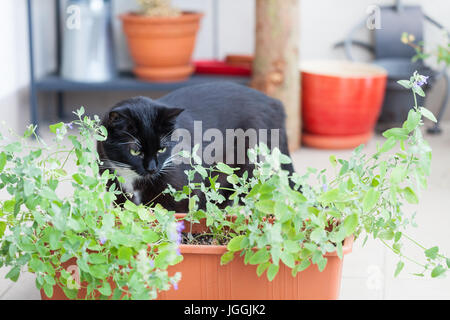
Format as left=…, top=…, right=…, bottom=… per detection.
left=113, top=167, right=141, bottom=204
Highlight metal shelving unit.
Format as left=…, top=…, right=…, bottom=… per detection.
left=35, top=72, right=249, bottom=93
left=26, top=0, right=249, bottom=129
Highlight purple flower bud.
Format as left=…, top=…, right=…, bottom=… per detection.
left=176, top=221, right=185, bottom=232
left=170, top=221, right=185, bottom=244
left=99, top=236, right=107, bottom=245
left=149, top=259, right=154, bottom=268
left=65, top=122, right=74, bottom=130
left=171, top=279, right=178, bottom=290
left=322, top=184, right=328, bottom=192
left=414, top=75, right=429, bottom=88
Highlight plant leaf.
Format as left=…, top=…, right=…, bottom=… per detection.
left=382, top=128, right=409, bottom=140
left=420, top=107, right=437, bottom=123
left=280, top=251, right=295, bottom=268
left=397, top=80, right=412, bottom=89
left=403, top=187, right=419, bottom=204
left=142, top=230, right=159, bottom=243
left=98, top=281, right=112, bottom=296
left=0, top=152, right=6, bottom=173
left=220, top=251, right=235, bottom=265
left=343, top=213, right=358, bottom=236
left=249, top=248, right=270, bottom=265
left=256, top=262, right=270, bottom=277
left=5, top=266, right=20, bottom=282
left=431, top=265, right=446, bottom=278
left=394, top=261, right=404, bottom=277
left=216, top=163, right=234, bottom=175
left=255, top=200, right=275, bottom=214
left=363, top=188, right=380, bottom=212
left=227, top=235, right=245, bottom=252
left=379, top=137, right=397, bottom=153
left=267, top=264, right=279, bottom=281
left=424, top=246, right=439, bottom=260
left=118, top=247, right=133, bottom=261
left=43, top=283, right=54, bottom=298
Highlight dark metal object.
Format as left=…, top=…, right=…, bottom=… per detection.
left=427, top=71, right=450, bottom=134
left=335, top=1, right=449, bottom=134
left=26, top=0, right=248, bottom=131
left=55, top=0, right=65, bottom=119
left=35, top=72, right=249, bottom=92
left=27, top=0, right=38, bottom=130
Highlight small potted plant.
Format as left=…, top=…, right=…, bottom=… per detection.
left=120, top=0, right=203, bottom=82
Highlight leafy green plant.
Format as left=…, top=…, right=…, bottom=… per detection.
left=0, top=109, right=181, bottom=300
left=168, top=72, right=449, bottom=280
left=402, top=31, right=450, bottom=67
left=1, top=72, right=447, bottom=300
left=137, top=0, right=181, bottom=17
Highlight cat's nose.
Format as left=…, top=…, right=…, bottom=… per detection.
left=146, top=159, right=157, bottom=174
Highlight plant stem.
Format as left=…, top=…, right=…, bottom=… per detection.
left=413, top=91, right=418, bottom=109
left=379, top=238, right=427, bottom=268
left=61, top=147, right=75, bottom=169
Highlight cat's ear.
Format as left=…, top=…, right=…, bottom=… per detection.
left=161, top=107, right=184, bottom=125
left=157, top=107, right=184, bottom=135
left=108, top=111, right=121, bottom=123
left=165, top=108, right=184, bottom=122
left=107, top=110, right=128, bottom=128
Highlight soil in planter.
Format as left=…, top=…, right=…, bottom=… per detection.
left=180, top=219, right=342, bottom=247
left=181, top=232, right=229, bottom=246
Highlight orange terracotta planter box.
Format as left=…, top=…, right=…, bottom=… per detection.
left=158, top=236, right=353, bottom=300
left=41, top=215, right=353, bottom=300
left=159, top=215, right=353, bottom=300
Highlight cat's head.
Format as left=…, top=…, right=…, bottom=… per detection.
left=98, top=96, right=184, bottom=181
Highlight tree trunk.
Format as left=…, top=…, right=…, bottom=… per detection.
left=251, top=0, right=300, bottom=151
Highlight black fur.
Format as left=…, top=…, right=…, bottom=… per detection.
left=97, top=82, right=294, bottom=211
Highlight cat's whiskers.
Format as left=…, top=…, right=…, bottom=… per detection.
left=161, top=153, right=181, bottom=167
left=117, top=141, right=137, bottom=146
left=160, top=160, right=175, bottom=173
left=100, top=159, right=132, bottom=169
left=121, top=131, right=142, bottom=148
left=100, top=164, right=131, bottom=170
left=160, top=129, right=175, bottom=145
left=159, top=166, right=176, bottom=175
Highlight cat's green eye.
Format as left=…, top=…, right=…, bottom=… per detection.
left=130, top=149, right=141, bottom=156
left=158, top=147, right=167, bottom=154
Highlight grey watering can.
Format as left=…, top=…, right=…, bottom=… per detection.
left=61, top=0, right=116, bottom=82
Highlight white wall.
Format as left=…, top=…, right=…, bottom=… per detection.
left=0, top=0, right=449, bottom=130
left=0, top=0, right=57, bottom=133
left=0, top=1, right=27, bottom=133
left=112, top=0, right=450, bottom=67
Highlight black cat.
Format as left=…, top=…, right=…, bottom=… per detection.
left=97, top=82, right=294, bottom=211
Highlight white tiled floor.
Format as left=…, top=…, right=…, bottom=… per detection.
left=1, top=122, right=449, bottom=300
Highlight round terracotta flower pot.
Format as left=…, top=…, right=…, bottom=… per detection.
left=301, top=60, right=387, bottom=149
left=120, top=12, right=203, bottom=82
